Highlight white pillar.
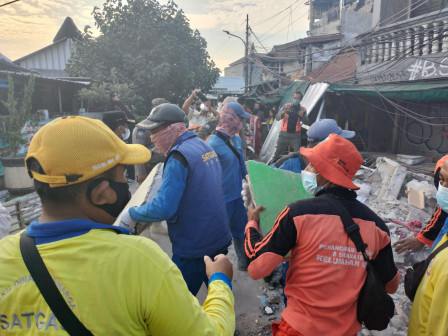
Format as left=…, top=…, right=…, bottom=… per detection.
left=385, top=34, right=392, bottom=60
left=422, top=24, right=430, bottom=55
left=432, top=22, right=441, bottom=54
left=391, top=33, right=397, bottom=60
left=378, top=36, right=384, bottom=62
left=372, top=37, right=379, bottom=63
left=414, top=26, right=421, bottom=56
left=406, top=28, right=413, bottom=56
left=443, top=21, right=448, bottom=53
left=365, top=40, right=372, bottom=64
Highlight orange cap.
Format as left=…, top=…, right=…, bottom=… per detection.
left=26, top=116, right=151, bottom=188
left=435, top=155, right=448, bottom=174
left=300, top=134, right=363, bottom=190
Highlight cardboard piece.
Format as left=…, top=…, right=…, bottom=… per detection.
left=246, top=160, right=312, bottom=235
left=407, top=187, right=425, bottom=209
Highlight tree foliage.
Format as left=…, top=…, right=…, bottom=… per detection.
left=0, top=75, right=36, bottom=156
left=77, top=82, right=143, bottom=113
left=67, top=0, right=220, bottom=107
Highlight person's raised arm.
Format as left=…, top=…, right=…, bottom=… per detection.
left=182, top=90, right=199, bottom=115
left=205, top=100, right=219, bottom=117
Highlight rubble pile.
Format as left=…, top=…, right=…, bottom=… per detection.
left=355, top=157, right=435, bottom=225
left=354, top=156, right=436, bottom=335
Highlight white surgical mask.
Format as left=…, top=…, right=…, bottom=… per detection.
left=436, top=183, right=448, bottom=213
left=122, top=128, right=130, bottom=141
left=301, top=170, right=323, bottom=196
left=200, top=103, right=209, bottom=112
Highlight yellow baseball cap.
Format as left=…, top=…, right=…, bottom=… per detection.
left=25, top=116, right=151, bottom=188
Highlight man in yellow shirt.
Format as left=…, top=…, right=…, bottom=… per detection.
left=0, top=116, right=235, bottom=335
left=409, top=159, right=448, bottom=336
left=408, top=234, right=448, bottom=335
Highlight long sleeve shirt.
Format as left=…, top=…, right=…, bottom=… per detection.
left=416, top=206, right=448, bottom=247
left=245, top=187, right=399, bottom=336
left=130, top=154, right=187, bottom=223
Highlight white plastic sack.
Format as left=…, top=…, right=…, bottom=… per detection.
left=0, top=202, right=11, bottom=240
left=259, top=120, right=281, bottom=163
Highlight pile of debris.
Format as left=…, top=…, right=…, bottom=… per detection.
left=354, top=156, right=436, bottom=335
left=1, top=190, right=42, bottom=234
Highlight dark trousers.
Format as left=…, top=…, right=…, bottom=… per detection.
left=172, top=242, right=230, bottom=295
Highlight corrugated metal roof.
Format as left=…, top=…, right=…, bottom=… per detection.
left=0, top=52, right=12, bottom=62
left=301, top=50, right=357, bottom=84
left=299, top=33, right=344, bottom=44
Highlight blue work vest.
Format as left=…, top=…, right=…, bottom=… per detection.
left=165, top=132, right=231, bottom=258
left=208, top=132, right=247, bottom=203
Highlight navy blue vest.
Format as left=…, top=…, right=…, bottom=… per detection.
left=165, top=132, right=231, bottom=258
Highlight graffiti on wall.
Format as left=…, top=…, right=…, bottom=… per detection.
left=407, top=57, right=448, bottom=81
left=405, top=117, right=448, bottom=154
left=371, top=71, right=408, bottom=83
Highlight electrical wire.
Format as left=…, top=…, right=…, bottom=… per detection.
left=251, top=0, right=302, bottom=26
left=0, top=0, right=20, bottom=7
left=257, top=1, right=304, bottom=39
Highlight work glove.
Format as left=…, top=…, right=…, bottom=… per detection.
left=241, top=175, right=252, bottom=209
left=118, top=208, right=137, bottom=235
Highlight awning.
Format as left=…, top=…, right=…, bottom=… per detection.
left=278, top=80, right=310, bottom=108
left=329, top=80, right=448, bottom=101
left=260, top=96, right=282, bottom=105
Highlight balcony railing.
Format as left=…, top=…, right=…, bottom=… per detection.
left=360, top=10, right=448, bottom=64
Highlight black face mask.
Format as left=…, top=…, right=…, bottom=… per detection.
left=87, top=178, right=131, bottom=219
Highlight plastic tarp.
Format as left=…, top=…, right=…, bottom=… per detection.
left=258, top=82, right=329, bottom=163
left=278, top=81, right=310, bottom=109
left=258, top=80, right=310, bottom=108
left=259, top=120, right=281, bottom=163
left=329, top=81, right=448, bottom=101
left=260, top=96, right=282, bottom=106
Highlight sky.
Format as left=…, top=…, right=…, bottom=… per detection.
left=0, top=0, right=310, bottom=73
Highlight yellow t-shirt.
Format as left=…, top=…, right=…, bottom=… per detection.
left=0, top=222, right=234, bottom=335
left=408, top=234, right=448, bottom=336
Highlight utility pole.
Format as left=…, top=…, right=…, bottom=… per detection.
left=249, top=43, right=256, bottom=88
left=223, top=16, right=249, bottom=93
left=245, top=14, right=249, bottom=94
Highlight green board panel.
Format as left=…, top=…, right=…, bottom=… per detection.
left=247, top=161, right=312, bottom=235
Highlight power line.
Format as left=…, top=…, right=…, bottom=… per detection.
left=246, top=0, right=448, bottom=107
left=0, top=0, right=20, bottom=7
left=250, top=27, right=269, bottom=53
left=251, top=0, right=303, bottom=26
left=257, top=1, right=304, bottom=39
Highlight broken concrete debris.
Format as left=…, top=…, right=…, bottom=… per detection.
left=354, top=156, right=435, bottom=224
left=397, top=154, right=426, bottom=166
left=353, top=156, right=437, bottom=335
left=365, top=157, right=408, bottom=201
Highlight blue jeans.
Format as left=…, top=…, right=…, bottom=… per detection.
left=172, top=242, right=230, bottom=295
left=226, top=197, right=248, bottom=239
